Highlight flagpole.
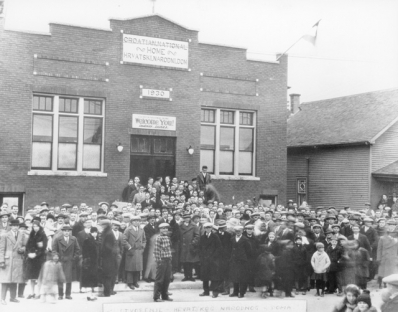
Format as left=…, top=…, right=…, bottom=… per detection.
left=276, top=19, right=321, bottom=61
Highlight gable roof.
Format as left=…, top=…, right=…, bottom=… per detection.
left=373, top=160, right=398, bottom=178
left=288, top=88, right=398, bottom=147
left=109, top=14, right=199, bottom=31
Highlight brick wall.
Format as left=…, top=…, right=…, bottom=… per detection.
left=0, top=15, right=287, bottom=209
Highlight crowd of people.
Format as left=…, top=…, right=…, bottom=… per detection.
left=0, top=168, right=398, bottom=311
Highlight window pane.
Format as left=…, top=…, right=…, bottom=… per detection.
left=33, top=115, right=52, bottom=142
left=219, top=151, right=233, bottom=174
left=200, top=150, right=214, bottom=173
left=201, top=126, right=215, bottom=149
left=32, top=142, right=51, bottom=168
left=83, top=144, right=101, bottom=170
left=131, top=137, right=150, bottom=153
left=33, top=95, right=53, bottom=111
left=84, top=100, right=102, bottom=115
left=220, top=111, right=234, bottom=124
left=58, top=143, right=77, bottom=169
left=201, top=109, right=215, bottom=123
left=220, top=127, right=234, bottom=150
left=239, top=128, right=253, bottom=151
left=59, top=116, right=78, bottom=143
left=239, top=152, right=253, bottom=174
left=239, top=112, right=253, bottom=125
left=84, top=118, right=102, bottom=144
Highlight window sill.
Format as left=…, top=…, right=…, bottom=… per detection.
left=28, top=170, right=108, bottom=177
left=211, top=175, right=260, bottom=181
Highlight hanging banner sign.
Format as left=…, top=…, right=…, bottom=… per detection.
left=103, top=300, right=307, bottom=312
left=132, top=114, right=176, bottom=131
left=123, top=34, right=189, bottom=69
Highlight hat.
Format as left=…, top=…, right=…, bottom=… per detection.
left=217, top=220, right=227, bottom=228
left=203, top=222, right=213, bottom=228
left=387, top=219, right=397, bottom=226
left=9, top=219, right=20, bottom=226
left=56, top=214, right=67, bottom=219
left=330, top=235, right=339, bottom=241
left=61, top=225, right=72, bottom=231
left=19, top=222, right=28, bottom=229
left=147, top=214, right=156, bottom=220
left=364, top=203, right=371, bottom=207
left=158, top=223, right=170, bottom=229
left=40, top=202, right=49, bottom=207
left=377, top=218, right=386, bottom=223
left=325, top=229, right=333, bottom=234
left=182, top=212, right=191, bottom=219
left=357, top=293, right=372, bottom=307
left=294, top=222, right=305, bottom=229
left=251, top=212, right=260, bottom=217
left=382, top=274, right=398, bottom=286
left=308, top=217, right=318, bottom=222
left=130, top=216, right=141, bottom=221
left=234, top=225, right=244, bottom=231
left=212, top=224, right=219, bottom=230
left=331, top=224, right=341, bottom=229
left=79, top=212, right=88, bottom=217
left=363, top=217, right=374, bottom=223
left=99, top=219, right=111, bottom=226
left=99, top=202, right=109, bottom=207
left=245, top=224, right=255, bottom=229
left=325, top=214, right=336, bottom=220
left=224, top=207, right=232, bottom=212
left=80, top=203, right=88, bottom=208
left=0, top=212, right=10, bottom=218
left=112, top=220, right=121, bottom=227
left=46, top=214, right=55, bottom=221
left=191, top=215, right=200, bottom=220
left=339, top=210, right=348, bottom=215
left=39, top=208, right=49, bottom=213
left=342, top=218, right=350, bottom=223
left=316, top=242, right=325, bottom=249
left=295, top=236, right=303, bottom=241
left=61, top=203, right=72, bottom=208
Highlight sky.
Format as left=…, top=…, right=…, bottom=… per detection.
left=3, top=0, right=398, bottom=103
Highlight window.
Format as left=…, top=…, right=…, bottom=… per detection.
left=31, top=94, right=104, bottom=172
left=200, top=108, right=256, bottom=176
left=297, top=178, right=307, bottom=205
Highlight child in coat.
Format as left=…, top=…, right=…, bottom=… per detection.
left=255, top=245, right=275, bottom=298
left=311, top=242, right=331, bottom=297
left=38, top=251, right=66, bottom=303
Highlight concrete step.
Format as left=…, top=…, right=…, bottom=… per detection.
left=71, top=273, right=203, bottom=294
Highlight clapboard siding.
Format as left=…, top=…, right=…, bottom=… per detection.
left=372, top=121, right=398, bottom=172
left=288, top=145, right=370, bottom=210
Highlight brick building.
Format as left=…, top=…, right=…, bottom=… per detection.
left=287, top=88, right=398, bottom=210
left=0, top=14, right=287, bottom=213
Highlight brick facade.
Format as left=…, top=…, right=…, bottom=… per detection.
left=0, top=15, right=287, bottom=210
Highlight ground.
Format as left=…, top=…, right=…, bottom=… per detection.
left=2, top=273, right=385, bottom=312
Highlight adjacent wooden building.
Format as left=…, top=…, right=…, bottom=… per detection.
left=287, top=88, right=398, bottom=210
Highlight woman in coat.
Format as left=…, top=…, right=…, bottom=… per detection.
left=255, top=245, right=275, bottom=298
left=81, top=227, right=99, bottom=301
left=25, top=220, right=48, bottom=299
left=0, top=219, right=26, bottom=304
left=99, top=221, right=118, bottom=297
left=377, top=222, right=398, bottom=288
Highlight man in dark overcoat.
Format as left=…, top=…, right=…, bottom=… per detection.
left=216, top=220, right=232, bottom=295
left=52, top=224, right=80, bottom=300
left=143, top=214, right=157, bottom=280
left=198, top=222, right=222, bottom=298
left=98, top=220, right=119, bottom=297
left=243, top=224, right=258, bottom=292
left=229, top=225, right=252, bottom=298
left=360, top=217, right=379, bottom=279
left=179, top=212, right=200, bottom=281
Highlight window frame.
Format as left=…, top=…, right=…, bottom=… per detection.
left=31, top=113, right=54, bottom=170
left=31, top=94, right=105, bottom=173
left=200, top=108, right=256, bottom=177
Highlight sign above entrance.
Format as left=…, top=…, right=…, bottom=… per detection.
left=122, top=34, right=189, bottom=69
left=140, top=86, right=172, bottom=101
left=132, top=114, right=176, bottom=131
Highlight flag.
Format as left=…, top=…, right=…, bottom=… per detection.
left=301, top=20, right=321, bottom=45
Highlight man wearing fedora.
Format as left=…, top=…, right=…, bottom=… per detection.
left=0, top=211, right=10, bottom=234
left=0, top=219, right=25, bottom=305
left=217, top=219, right=232, bottom=295
left=52, top=224, right=80, bottom=300
left=180, top=212, right=200, bottom=282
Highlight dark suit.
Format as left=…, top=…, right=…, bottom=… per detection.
left=199, top=233, right=222, bottom=295
left=141, top=199, right=156, bottom=209
left=76, top=229, right=90, bottom=286
left=229, top=235, right=252, bottom=296
left=217, top=230, right=232, bottom=291
left=143, top=223, right=157, bottom=275
left=197, top=172, right=211, bottom=191
left=347, top=233, right=371, bottom=253
left=360, top=225, right=379, bottom=278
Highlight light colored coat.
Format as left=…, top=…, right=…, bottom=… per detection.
left=123, top=226, right=146, bottom=271
left=311, top=250, right=331, bottom=273
left=0, top=230, right=26, bottom=283
left=377, top=235, right=398, bottom=277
